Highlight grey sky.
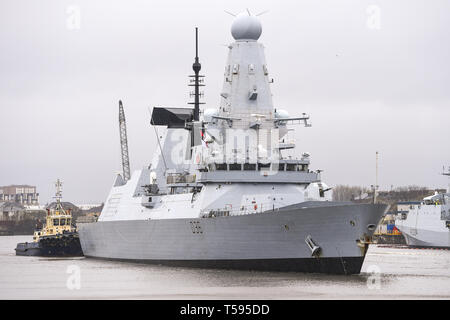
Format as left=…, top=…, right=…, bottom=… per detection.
left=1, top=0, right=449, bottom=204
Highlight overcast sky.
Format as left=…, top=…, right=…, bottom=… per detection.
left=1, top=0, right=449, bottom=204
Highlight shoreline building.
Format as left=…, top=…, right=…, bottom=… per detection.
left=0, top=185, right=39, bottom=205
left=0, top=202, right=26, bottom=221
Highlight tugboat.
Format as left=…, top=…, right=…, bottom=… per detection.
left=15, top=179, right=83, bottom=257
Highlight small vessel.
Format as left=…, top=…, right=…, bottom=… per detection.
left=15, top=179, right=83, bottom=256
left=395, top=168, right=450, bottom=248
left=78, top=12, right=388, bottom=274
left=373, top=211, right=406, bottom=245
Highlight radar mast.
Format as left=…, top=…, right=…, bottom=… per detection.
left=188, top=27, right=204, bottom=121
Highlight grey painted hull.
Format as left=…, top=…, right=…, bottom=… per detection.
left=398, top=225, right=450, bottom=248
left=78, top=202, right=387, bottom=274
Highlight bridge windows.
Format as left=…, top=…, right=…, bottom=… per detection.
left=286, top=164, right=297, bottom=171
left=209, top=162, right=308, bottom=172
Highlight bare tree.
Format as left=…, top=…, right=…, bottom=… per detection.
left=333, top=185, right=370, bottom=201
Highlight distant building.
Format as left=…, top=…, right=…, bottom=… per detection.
left=24, top=205, right=46, bottom=211
left=0, top=185, right=39, bottom=205
left=0, top=202, right=26, bottom=221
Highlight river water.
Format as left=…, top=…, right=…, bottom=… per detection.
left=0, top=235, right=449, bottom=299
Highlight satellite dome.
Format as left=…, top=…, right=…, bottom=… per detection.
left=231, top=12, right=262, bottom=41
left=203, top=108, right=219, bottom=123
left=274, top=109, right=290, bottom=119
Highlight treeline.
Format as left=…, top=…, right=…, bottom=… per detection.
left=0, top=211, right=46, bottom=235
left=378, top=186, right=434, bottom=203
left=0, top=203, right=104, bottom=235
left=332, top=185, right=370, bottom=202
left=332, top=185, right=443, bottom=211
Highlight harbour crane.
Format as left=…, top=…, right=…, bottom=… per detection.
left=119, top=100, right=131, bottom=181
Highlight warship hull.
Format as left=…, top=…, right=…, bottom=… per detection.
left=395, top=201, right=450, bottom=249
left=78, top=202, right=387, bottom=274
left=396, top=225, right=450, bottom=248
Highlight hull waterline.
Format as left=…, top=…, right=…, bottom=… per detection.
left=79, top=202, right=387, bottom=274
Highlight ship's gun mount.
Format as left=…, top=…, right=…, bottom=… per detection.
left=143, top=184, right=160, bottom=196
left=141, top=184, right=161, bottom=208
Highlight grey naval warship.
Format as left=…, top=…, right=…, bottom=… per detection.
left=78, top=12, right=388, bottom=274
left=395, top=168, right=450, bottom=248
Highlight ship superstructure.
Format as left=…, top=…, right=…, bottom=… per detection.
left=78, top=13, right=388, bottom=274
left=395, top=168, right=450, bottom=248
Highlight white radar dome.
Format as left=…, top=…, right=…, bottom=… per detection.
left=231, top=12, right=262, bottom=41
left=203, top=108, right=219, bottom=122
left=274, top=109, right=290, bottom=119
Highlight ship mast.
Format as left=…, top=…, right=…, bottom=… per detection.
left=119, top=100, right=131, bottom=181
left=186, top=28, right=205, bottom=158
left=371, top=151, right=379, bottom=204
left=188, top=27, right=204, bottom=121
left=54, top=178, right=66, bottom=213
left=443, top=166, right=450, bottom=193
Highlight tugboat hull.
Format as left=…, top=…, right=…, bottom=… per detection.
left=15, top=233, right=84, bottom=257
left=15, top=242, right=42, bottom=256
